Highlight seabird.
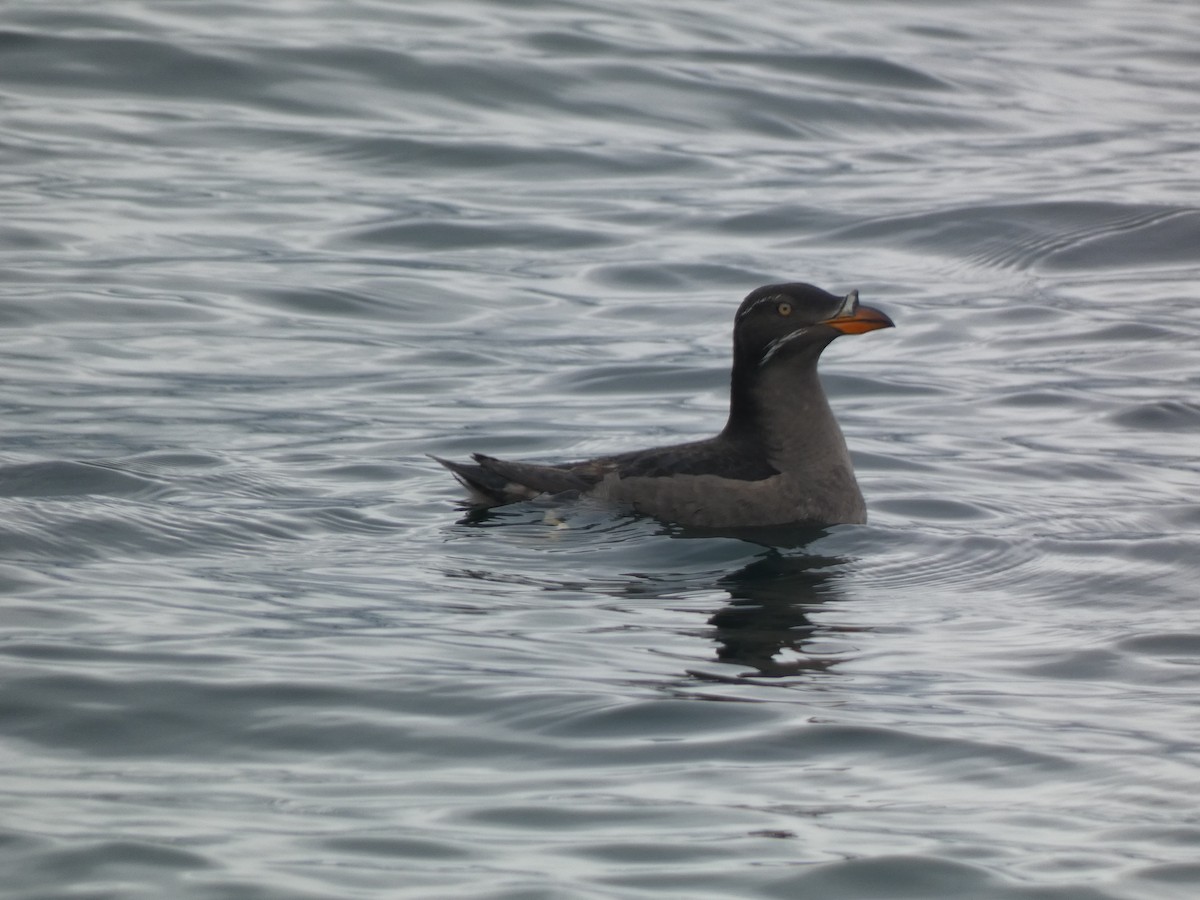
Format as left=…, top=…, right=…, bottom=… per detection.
left=433, top=282, right=894, bottom=528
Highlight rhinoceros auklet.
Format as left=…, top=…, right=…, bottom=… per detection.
left=433, top=282, right=894, bottom=528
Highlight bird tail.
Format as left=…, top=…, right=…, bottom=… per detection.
left=429, top=454, right=550, bottom=506
left=431, top=453, right=595, bottom=507
left=429, top=454, right=508, bottom=505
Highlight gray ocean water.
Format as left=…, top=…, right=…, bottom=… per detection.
left=3, top=1, right=1199, bottom=898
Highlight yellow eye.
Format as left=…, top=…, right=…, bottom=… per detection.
left=776, top=301, right=793, bottom=316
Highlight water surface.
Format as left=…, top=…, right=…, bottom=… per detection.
left=2, top=1, right=1199, bottom=898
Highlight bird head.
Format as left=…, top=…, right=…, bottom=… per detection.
left=732, top=282, right=894, bottom=371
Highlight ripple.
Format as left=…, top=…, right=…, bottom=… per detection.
left=1116, top=632, right=1200, bottom=660
left=0, top=29, right=274, bottom=106
left=0, top=459, right=164, bottom=499
left=1110, top=400, right=1200, bottom=432
left=838, top=530, right=1043, bottom=596
left=871, top=497, right=995, bottom=522
left=828, top=202, right=1199, bottom=273
left=700, top=51, right=956, bottom=92
left=2, top=839, right=214, bottom=896
left=338, top=218, right=615, bottom=251
left=764, top=856, right=1012, bottom=900
left=316, top=835, right=476, bottom=862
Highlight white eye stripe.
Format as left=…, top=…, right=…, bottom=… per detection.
left=737, top=294, right=791, bottom=321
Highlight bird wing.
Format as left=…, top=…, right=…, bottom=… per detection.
left=603, top=438, right=779, bottom=482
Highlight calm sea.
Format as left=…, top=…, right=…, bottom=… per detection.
left=2, top=1, right=1199, bottom=898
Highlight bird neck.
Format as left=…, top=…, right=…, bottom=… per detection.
left=722, top=361, right=764, bottom=438
left=722, top=360, right=852, bottom=471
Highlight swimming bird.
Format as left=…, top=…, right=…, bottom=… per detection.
left=433, top=282, right=894, bottom=529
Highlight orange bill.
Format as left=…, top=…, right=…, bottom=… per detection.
left=824, top=304, right=895, bottom=335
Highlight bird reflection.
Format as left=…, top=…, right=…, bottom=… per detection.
left=443, top=504, right=859, bottom=680
left=699, top=548, right=852, bottom=678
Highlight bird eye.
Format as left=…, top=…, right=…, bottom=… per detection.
left=776, top=301, right=792, bottom=316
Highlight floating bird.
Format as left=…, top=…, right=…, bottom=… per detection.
left=433, top=283, right=894, bottom=529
